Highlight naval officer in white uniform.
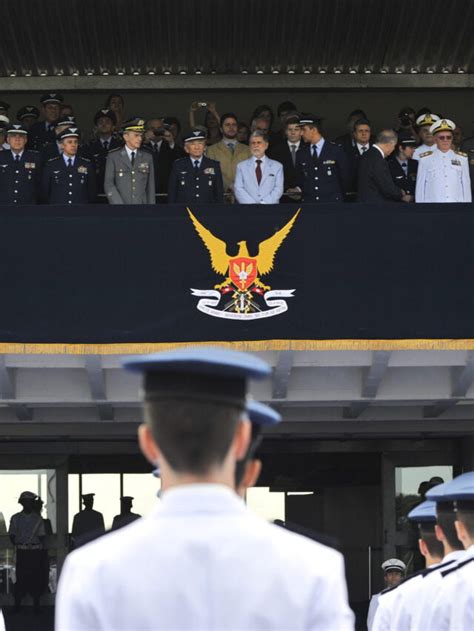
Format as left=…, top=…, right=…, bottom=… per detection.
left=55, top=347, right=354, bottom=631
left=415, top=118, right=472, bottom=203
left=424, top=472, right=474, bottom=631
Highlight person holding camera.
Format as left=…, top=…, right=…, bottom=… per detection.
left=189, top=101, right=221, bottom=146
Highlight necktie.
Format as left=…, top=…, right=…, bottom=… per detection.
left=131, top=151, right=135, bottom=167
left=256, top=159, right=262, bottom=185
left=290, top=144, right=297, bottom=166
left=401, top=161, right=407, bottom=176
left=15, top=154, right=20, bottom=163
left=67, top=158, right=73, bottom=169
left=227, top=143, right=234, bottom=154
left=194, top=159, right=200, bottom=174
left=48, top=124, right=55, bottom=132
left=361, top=145, right=368, bottom=154
left=103, top=140, right=109, bottom=151
left=312, top=144, right=318, bottom=159
left=153, top=143, right=159, bottom=153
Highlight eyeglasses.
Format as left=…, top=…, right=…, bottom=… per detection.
left=437, top=135, right=452, bottom=140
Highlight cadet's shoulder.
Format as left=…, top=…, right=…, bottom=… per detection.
left=441, top=556, right=474, bottom=578
left=47, top=156, right=61, bottom=164
left=203, top=156, right=221, bottom=167
left=77, top=156, right=91, bottom=163
left=455, top=150, right=468, bottom=158
left=108, top=146, right=122, bottom=155
left=419, top=151, right=434, bottom=158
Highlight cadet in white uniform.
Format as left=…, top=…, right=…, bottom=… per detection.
left=390, top=498, right=465, bottom=630
left=424, top=472, right=474, bottom=631
left=372, top=501, right=444, bottom=631
left=412, top=112, right=440, bottom=161
left=56, top=347, right=354, bottom=631
left=367, top=558, right=406, bottom=630
left=415, top=118, right=472, bottom=203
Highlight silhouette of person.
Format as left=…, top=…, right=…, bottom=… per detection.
left=33, top=498, right=52, bottom=597
left=71, top=493, right=105, bottom=548
left=111, top=497, right=141, bottom=530
left=8, top=491, right=45, bottom=613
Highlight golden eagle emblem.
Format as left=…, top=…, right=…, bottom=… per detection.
left=187, top=208, right=300, bottom=293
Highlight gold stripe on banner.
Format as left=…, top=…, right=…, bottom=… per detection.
left=1, top=339, right=474, bottom=354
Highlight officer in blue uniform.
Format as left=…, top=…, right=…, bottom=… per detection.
left=295, top=114, right=349, bottom=202
left=168, top=129, right=224, bottom=203
left=16, top=106, right=40, bottom=130
left=40, top=116, right=78, bottom=165
left=388, top=132, right=418, bottom=197
left=41, top=128, right=96, bottom=204
left=0, top=124, right=41, bottom=204
left=85, top=109, right=122, bottom=202
left=29, top=93, right=64, bottom=151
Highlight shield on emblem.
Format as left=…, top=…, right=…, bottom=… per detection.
left=229, top=257, right=258, bottom=291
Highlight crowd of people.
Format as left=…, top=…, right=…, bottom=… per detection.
left=0, top=93, right=472, bottom=206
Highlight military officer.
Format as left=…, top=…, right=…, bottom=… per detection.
left=416, top=118, right=472, bottom=203
left=71, top=493, right=105, bottom=548
left=28, top=93, right=64, bottom=151
left=56, top=347, right=354, bottom=631
left=41, top=128, right=96, bottom=204
left=104, top=117, right=154, bottom=204
left=111, top=496, right=141, bottom=530
left=40, top=115, right=78, bottom=165
left=367, top=557, right=406, bottom=630
left=295, top=114, right=349, bottom=202
left=0, top=124, right=41, bottom=204
left=413, top=112, right=440, bottom=160
left=388, top=132, right=418, bottom=197
left=168, top=128, right=224, bottom=203
left=16, top=105, right=40, bottom=130
left=86, top=108, right=122, bottom=202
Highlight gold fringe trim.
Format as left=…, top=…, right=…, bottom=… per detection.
left=1, top=339, right=474, bottom=355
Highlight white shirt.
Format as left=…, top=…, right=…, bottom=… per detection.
left=357, top=142, right=369, bottom=155
left=11, top=150, right=24, bottom=161
left=190, top=155, right=203, bottom=168
left=407, top=550, right=466, bottom=631
left=374, top=144, right=385, bottom=159
left=415, top=148, right=472, bottom=203
left=124, top=145, right=138, bottom=163
left=56, top=484, right=354, bottom=631
left=287, top=140, right=301, bottom=152
left=62, top=154, right=75, bottom=167
left=424, top=545, right=474, bottom=631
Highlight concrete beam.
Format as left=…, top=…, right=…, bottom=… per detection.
left=84, top=356, right=114, bottom=421
left=344, top=351, right=391, bottom=418
left=423, top=352, right=474, bottom=417
left=0, top=356, right=33, bottom=421
left=272, top=351, right=294, bottom=399
left=1, top=74, right=473, bottom=92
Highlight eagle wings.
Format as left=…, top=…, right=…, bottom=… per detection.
left=187, top=207, right=301, bottom=277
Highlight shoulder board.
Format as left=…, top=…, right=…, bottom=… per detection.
left=441, top=556, right=474, bottom=578
left=108, top=147, right=122, bottom=154
left=419, top=151, right=433, bottom=158
left=28, top=150, right=40, bottom=154
left=79, top=157, right=91, bottom=162
left=421, top=558, right=457, bottom=578
left=47, top=156, right=60, bottom=162
left=455, top=150, right=467, bottom=158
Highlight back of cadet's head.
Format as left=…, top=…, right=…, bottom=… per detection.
left=456, top=500, right=474, bottom=538
left=419, top=523, right=444, bottom=558
left=436, top=502, right=464, bottom=550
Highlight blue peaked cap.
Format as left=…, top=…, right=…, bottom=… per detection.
left=426, top=472, right=474, bottom=502
left=407, top=500, right=437, bottom=523
left=247, top=400, right=281, bottom=426
left=123, top=347, right=271, bottom=380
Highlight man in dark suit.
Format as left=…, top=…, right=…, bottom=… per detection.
left=358, top=129, right=413, bottom=203
left=334, top=109, right=368, bottom=153
left=338, top=118, right=372, bottom=201
left=387, top=132, right=418, bottom=197
left=268, top=115, right=305, bottom=202
left=41, top=128, right=96, bottom=205
left=28, top=93, right=63, bottom=151
left=295, top=114, right=349, bottom=203
left=85, top=109, right=122, bottom=202
left=143, top=118, right=184, bottom=203
left=168, top=129, right=223, bottom=204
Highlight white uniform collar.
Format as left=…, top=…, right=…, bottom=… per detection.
left=158, top=484, right=245, bottom=516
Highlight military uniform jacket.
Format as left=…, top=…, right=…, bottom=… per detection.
left=104, top=147, right=155, bottom=204
left=168, top=156, right=224, bottom=203
left=56, top=485, right=354, bottom=630
left=41, top=155, right=97, bottom=204
left=0, top=149, right=41, bottom=204
left=357, top=146, right=404, bottom=202
left=295, top=141, right=349, bottom=203
left=388, top=157, right=418, bottom=196
left=85, top=137, right=123, bottom=197
left=142, top=140, right=185, bottom=197
left=28, top=120, right=57, bottom=151
left=460, top=136, right=474, bottom=193
left=415, top=148, right=472, bottom=203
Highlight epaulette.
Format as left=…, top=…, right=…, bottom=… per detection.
left=80, top=156, right=91, bottom=162
left=419, top=151, right=433, bottom=158
left=421, top=558, right=457, bottom=578
left=47, top=156, right=60, bottom=162
left=455, top=150, right=467, bottom=158
left=380, top=566, right=426, bottom=596
left=108, top=146, right=121, bottom=154
left=441, top=556, right=474, bottom=578
left=28, top=149, right=40, bottom=154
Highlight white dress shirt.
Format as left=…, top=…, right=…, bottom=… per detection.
left=56, top=484, right=354, bottom=631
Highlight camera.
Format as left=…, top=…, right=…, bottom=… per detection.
left=198, top=102, right=207, bottom=108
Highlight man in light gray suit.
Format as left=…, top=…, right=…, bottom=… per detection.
left=104, top=117, right=155, bottom=204
left=234, top=130, right=283, bottom=204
